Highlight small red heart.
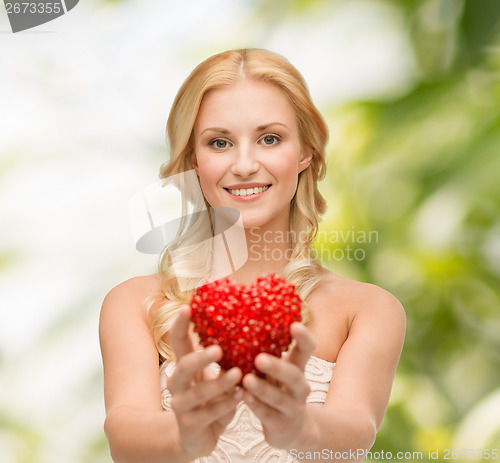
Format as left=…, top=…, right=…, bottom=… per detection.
left=191, top=273, right=302, bottom=377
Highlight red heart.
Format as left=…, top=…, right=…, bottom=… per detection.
left=191, top=273, right=302, bottom=377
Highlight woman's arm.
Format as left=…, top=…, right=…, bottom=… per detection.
left=242, top=281, right=406, bottom=462
left=99, top=277, right=241, bottom=463
left=99, top=277, right=189, bottom=463
left=103, top=406, right=187, bottom=463
left=297, top=285, right=405, bottom=461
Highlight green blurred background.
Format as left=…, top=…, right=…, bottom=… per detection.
left=1, top=0, right=499, bottom=462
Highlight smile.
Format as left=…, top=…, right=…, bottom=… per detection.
left=224, top=185, right=271, bottom=197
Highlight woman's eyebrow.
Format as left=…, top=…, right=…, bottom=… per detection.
left=256, top=122, right=290, bottom=132
left=200, top=127, right=230, bottom=136
left=199, top=122, right=290, bottom=136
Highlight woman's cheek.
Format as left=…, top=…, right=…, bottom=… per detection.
left=198, top=172, right=221, bottom=206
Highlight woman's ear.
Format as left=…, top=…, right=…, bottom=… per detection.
left=190, top=151, right=199, bottom=175
left=298, top=146, right=313, bottom=173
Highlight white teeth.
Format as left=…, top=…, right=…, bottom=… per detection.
left=227, top=185, right=270, bottom=196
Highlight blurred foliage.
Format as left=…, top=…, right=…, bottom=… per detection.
left=314, top=0, right=500, bottom=460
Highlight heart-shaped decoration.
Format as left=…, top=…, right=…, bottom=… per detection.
left=190, top=273, right=302, bottom=377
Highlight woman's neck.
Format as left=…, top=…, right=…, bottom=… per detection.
left=247, top=224, right=292, bottom=263
left=211, top=220, right=293, bottom=286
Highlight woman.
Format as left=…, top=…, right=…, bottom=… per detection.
left=99, top=48, right=406, bottom=462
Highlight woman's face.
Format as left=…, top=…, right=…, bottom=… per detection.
left=192, top=79, right=312, bottom=230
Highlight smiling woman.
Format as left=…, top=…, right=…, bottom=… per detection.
left=192, top=79, right=311, bottom=229
left=99, top=48, right=406, bottom=463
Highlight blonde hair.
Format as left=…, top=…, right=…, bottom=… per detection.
left=146, top=48, right=329, bottom=362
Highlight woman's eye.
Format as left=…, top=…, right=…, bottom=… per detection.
left=210, top=139, right=230, bottom=149
left=260, top=135, right=280, bottom=146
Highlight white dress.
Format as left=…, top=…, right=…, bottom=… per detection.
left=160, top=356, right=335, bottom=463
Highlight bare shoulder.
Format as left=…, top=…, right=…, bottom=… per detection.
left=99, top=273, right=165, bottom=342
left=315, top=269, right=406, bottom=321
left=320, top=269, right=407, bottom=350
left=307, top=269, right=406, bottom=362
left=101, top=274, right=162, bottom=316
left=103, top=273, right=162, bottom=301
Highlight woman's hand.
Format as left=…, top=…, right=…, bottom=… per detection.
left=241, top=322, right=318, bottom=450
left=168, top=305, right=243, bottom=459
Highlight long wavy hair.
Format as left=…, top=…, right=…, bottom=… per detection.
left=146, top=48, right=329, bottom=363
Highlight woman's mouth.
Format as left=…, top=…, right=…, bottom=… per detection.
left=224, top=184, right=271, bottom=201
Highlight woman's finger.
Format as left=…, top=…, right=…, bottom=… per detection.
left=172, top=367, right=242, bottom=413
left=242, top=373, right=297, bottom=417
left=242, top=388, right=273, bottom=423
left=168, top=345, right=222, bottom=393
left=284, top=322, right=316, bottom=371
left=170, top=305, right=195, bottom=360
left=179, top=387, right=244, bottom=430
left=254, top=353, right=310, bottom=401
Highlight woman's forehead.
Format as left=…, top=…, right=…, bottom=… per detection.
left=195, top=80, right=297, bottom=132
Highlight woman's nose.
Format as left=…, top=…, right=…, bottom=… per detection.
left=230, top=144, right=259, bottom=177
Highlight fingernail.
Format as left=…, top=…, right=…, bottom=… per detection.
left=257, top=354, right=270, bottom=369
left=226, top=368, right=239, bottom=381
left=207, top=345, right=220, bottom=360
left=291, top=322, right=303, bottom=334
left=245, top=375, right=257, bottom=390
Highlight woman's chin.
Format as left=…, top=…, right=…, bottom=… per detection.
left=240, top=213, right=283, bottom=232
